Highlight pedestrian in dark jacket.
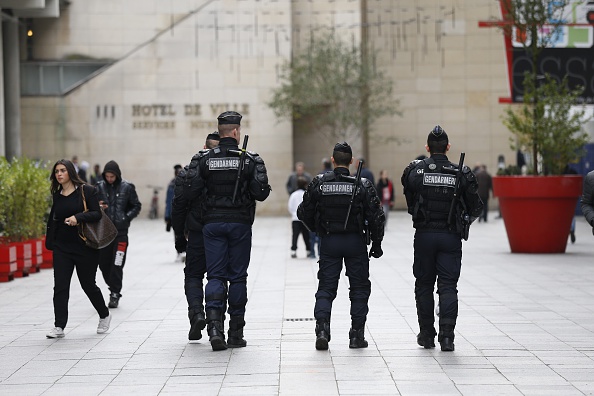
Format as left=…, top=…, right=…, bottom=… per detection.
left=95, top=160, right=142, bottom=308
left=171, top=132, right=220, bottom=342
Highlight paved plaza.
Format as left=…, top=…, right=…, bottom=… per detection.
left=1, top=211, right=593, bottom=395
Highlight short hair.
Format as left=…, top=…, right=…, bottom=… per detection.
left=428, top=139, right=448, bottom=154
left=218, top=124, right=239, bottom=136
left=427, top=125, right=448, bottom=154
left=205, top=138, right=220, bottom=149
left=332, top=150, right=352, bottom=166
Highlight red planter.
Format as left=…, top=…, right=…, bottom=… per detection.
left=30, top=239, right=43, bottom=273
left=40, top=236, right=53, bottom=269
left=493, top=175, right=583, bottom=253
left=0, top=243, right=17, bottom=282
left=14, top=241, right=33, bottom=277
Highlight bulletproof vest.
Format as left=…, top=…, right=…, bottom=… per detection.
left=317, top=173, right=362, bottom=234
left=202, top=148, right=250, bottom=210
left=415, top=158, right=456, bottom=224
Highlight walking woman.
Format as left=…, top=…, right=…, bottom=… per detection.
left=45, top=159, right=111, bottom=338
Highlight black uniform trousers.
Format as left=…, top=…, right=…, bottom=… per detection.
left=315, top=233, right=370, bottom=329
left=203, top=222, right=251, bottom=316
left=413, top=231, right=462, bottom=330
left=184, top=229, right=207, bottom=312
left=99, top=234, right=128, bottom=295
left=53, top=247, right=109, bottom=329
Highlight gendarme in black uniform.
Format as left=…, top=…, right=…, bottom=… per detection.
left=180, top=111, right=270, bottom=351
left=171, top=132, right=220, bottom=342
left=298, top=142, right=385, bottom=350
left=401, top=126, right=483, bottom=351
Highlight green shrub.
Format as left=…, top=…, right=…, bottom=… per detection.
left=0, top=157, right=51, bottom=242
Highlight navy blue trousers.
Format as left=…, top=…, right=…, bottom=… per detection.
left=184, top=229, right=207, bottom=312
left=203, top=222, right=251, bottom=316
left=314, top=233, right=370, bottom=329
left=413, top=231, right=462, bottom=330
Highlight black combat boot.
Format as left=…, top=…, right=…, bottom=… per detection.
left=188, top=308, right=206, bottom=341
left=315, top=320, right=331, bottom=350
left=417, top=328, right=436, bottom=349
left=438, top=324, right=455, bottom=352
left=206, top=309, right=227, bottom=351
left=227, top=316, right=247, bottom=348
left=108, top=292, right=120, bottom=308
left=348, top=327, right=368, bottom=349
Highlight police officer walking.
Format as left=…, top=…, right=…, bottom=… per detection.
left=180, top=111, right=270, bottom=351
left=298, top=142, right=385, bottom=350
left=171, top=132, right=220, bottom=341
left=401, top=126, right=483, bottom=351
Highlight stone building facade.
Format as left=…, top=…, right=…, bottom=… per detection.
left=12, top=0, right=518, bottom=213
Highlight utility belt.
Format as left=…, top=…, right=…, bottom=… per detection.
left=203, top=205, right=254, bottom=225
left=413, top=221, right=455, bottom=231
left=316, top=217, right=370, bottom=244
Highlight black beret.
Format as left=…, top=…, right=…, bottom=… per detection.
left=206, top=132, right=220, bottom=141
left=427, top=125, right=448, bottom=143
left=217, top=111, right=242, bottom=125
left=333, top=141, right=352, bottom=154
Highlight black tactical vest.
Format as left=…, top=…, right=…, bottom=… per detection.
left=317, top=173, right=362, bottom=234
left=203, top=150, right=251, bottom=208
left=415, top=158, right=456, bottom=224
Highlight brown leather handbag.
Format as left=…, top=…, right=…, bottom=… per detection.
left=78, top=187, right=118, bottom=249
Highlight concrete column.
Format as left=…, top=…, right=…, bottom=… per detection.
left=2, top=11, right=21, bottom=159
left=0, top=12, right=4, bottom=158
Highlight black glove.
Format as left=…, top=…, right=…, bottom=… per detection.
left=165, top=217, right=172, bottom=232
left=369, top=242, right=383, bottom=259
left=175, top=234, right=187, bottom=253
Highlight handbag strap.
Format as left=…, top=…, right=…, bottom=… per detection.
left=78, top=185, right=88, bottom=242
left=81, top=185, right=88, bottom=212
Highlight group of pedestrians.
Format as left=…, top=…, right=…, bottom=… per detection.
left=45, top=158, right=142, bottom=338
left=43, top=120, right=485, bottom=355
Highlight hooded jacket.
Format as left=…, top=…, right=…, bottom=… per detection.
left=94, top=160, right=142, bottom=235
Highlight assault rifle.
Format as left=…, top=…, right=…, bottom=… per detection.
left=344, top=159, right=364, bottom=231
left=443, top=152, right=470, bottom=241
left=231, top=135, right=249, bottom=204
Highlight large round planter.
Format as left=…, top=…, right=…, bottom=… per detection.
left=493, top=175, right=583, bottom=253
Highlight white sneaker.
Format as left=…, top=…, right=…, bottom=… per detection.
left=46, top=327, right=65, bottom=338
left=97, top=313, right=112, bottom=334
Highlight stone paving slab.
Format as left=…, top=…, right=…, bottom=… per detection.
left=1, top=211, right=594, bottom=395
